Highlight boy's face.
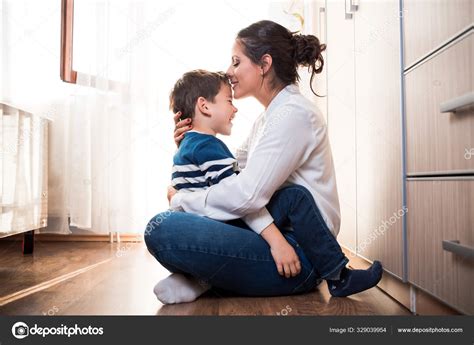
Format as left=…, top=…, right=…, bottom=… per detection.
left=206, top=83, right=238, bottom=136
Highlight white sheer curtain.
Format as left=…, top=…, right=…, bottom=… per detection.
left=1, top=0, right=311, bottom=235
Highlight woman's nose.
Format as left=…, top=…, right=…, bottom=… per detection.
left=226, top=66, right=233, bottom=77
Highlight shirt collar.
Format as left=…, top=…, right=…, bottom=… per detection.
left=264, top=84, right=300, bottom=120
left=187, top=129, right=214, bottom=136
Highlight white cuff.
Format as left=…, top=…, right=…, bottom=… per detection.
left=242, top=208, right=274, bottom=234
left=170, top=193, right=183, bottom=210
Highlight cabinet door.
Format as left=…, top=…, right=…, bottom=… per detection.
left=354, top=0, right=404, bottom=277
left=326, top=0, right=357, bottom=252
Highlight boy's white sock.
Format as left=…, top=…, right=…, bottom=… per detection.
left=154, top=273, right=210, bottom=304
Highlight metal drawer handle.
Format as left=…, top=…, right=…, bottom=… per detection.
left=442, top=240, right=474, bottom=259
left=440, top=92, right=474, bottom=113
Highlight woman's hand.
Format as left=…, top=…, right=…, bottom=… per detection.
left=173, top=111, right=193, bottom=148
left=261, top=223, right=301, bottom=278
left=270, top=240, right=302, bottom=278
left=167, top=186, right=177, bottom=204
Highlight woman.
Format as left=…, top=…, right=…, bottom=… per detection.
left=145, top=20, right=382, bottom=304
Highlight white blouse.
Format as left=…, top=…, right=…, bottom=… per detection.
left=171, top=84, right=341, bottom=237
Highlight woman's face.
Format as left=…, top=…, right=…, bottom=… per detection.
left=226, top=40, right=262, bottom=99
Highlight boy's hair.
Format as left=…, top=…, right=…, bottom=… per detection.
left=169, top=69, right=229, bottom=120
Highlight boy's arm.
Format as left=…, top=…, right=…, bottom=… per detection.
left=260, top=222, right=302, bottom=278
left=193, top=139, right=238, bottom=186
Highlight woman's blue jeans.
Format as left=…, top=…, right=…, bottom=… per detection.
left=145, top=184, right=349, bottom=296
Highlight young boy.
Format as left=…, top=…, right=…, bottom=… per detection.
left=154, top=70, right=302, bottom=304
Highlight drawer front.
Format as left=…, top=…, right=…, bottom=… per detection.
left=403, top=0, right=473, bottom=67
left=407, top=179, right=473, bottom=314
left=405, top=34, right=474, bottom=175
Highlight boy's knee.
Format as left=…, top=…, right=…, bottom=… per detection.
left=280, top=184, right=312, bottom=198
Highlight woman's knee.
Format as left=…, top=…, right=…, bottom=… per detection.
left=144, top=209, right=176, bottom=251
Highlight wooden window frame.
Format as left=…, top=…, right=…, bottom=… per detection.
left=60, top=0, right=77, bottom=83
left=60, top=0, right=129, bottom=92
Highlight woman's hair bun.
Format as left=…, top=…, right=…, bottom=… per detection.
left=292, top=34, right=326, bottom=74
left=237, top=20, right=326, bottom=96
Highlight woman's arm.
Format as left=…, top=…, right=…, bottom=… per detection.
left=170, top=105, right=317, bottom=234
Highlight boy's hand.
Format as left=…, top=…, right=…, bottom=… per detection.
left=167, top=186, right=177, bottom=204
left=270, top=240, right=302, bottom=278
left=261, top=223, right=301, bottom=278
left=173, top=111, right=193, bottom=148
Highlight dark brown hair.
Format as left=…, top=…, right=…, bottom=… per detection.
left=169, top=70, right=229, bottom=120
left=237, top=20, right=326, bottom=96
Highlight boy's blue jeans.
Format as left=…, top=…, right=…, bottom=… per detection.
left=145, top=184, right=349, bottom=296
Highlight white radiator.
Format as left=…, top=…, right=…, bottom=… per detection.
left=0, top=103, right=48, bottom=237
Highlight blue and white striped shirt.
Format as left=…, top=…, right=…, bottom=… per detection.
left=171, top=131, right=240, bottom=193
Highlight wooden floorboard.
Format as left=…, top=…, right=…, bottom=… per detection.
left=0, top=242, right=411, bottom=316
left=0, top=240, right=120, bottom=298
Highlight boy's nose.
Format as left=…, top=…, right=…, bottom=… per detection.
left=233, top=106, right=238, bottom=113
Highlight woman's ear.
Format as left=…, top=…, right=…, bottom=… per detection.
left=196, top=96, right=211, bottom=116
left=260, top=54, right=273, bottom=75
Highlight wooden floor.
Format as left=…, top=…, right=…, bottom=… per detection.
left=0, top=240, right=411, bottom=316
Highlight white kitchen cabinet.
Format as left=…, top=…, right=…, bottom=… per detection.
left=353, top=0, right=404, bottom=278
left=324, top=0, right=403, bottom=277
left=326, top=0, right=357, bottom=254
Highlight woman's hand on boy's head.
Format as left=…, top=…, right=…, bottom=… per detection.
left=167, top=185, right=177, bottom=204
left=173, top=111, right=193, bottom=148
